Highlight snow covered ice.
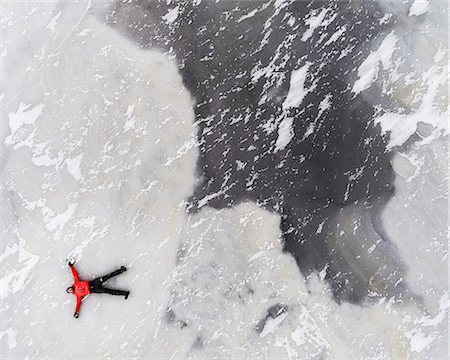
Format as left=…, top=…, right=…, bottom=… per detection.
left=1, top=0, right=448, bottom=358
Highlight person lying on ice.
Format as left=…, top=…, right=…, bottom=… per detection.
left=66, top=261, right=130, bottom=318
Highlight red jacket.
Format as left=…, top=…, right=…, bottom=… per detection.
left=69, top=265, right=90, bottom=315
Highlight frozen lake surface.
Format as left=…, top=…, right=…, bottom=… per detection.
left=1, top=0, right=448, bottom=358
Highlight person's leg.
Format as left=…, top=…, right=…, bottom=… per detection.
left=98, top=267, right=126, bottom=283
left=101, top=287, right=130, bottom=298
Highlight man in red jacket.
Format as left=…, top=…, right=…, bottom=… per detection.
left=66, top=261, right=130, bottom=318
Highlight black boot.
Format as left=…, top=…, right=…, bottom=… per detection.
left=124, top=291, right=130, bottom=300
left=121, top=266, right=127, bottom=272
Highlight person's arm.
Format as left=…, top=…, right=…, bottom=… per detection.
left=69, top=264, right=79, bottom=282
left=74, top=296, right=82, bottom=318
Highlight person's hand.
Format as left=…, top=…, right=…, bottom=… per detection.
left=74, top=312, right=79, bottom=318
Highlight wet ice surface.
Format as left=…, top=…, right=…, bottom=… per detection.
left=0, top=0, right=448, bottom=359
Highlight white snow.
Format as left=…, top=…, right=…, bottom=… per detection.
left=45, top=203, right=77, bottom=233
left=323, top=25, right=347, bottom=46
left=282, top=63, right=311, bottom=109
left=46, top=11, right=62, bottom=33
left=409, top=0, right=430, bottom=16
left=301, top=8, right=328, bottom=42
left=317, top=94, right=332, bottom=119
left=417, top=293, right=449, bottom=327
left=315, top=220, right=325, bottom=234
left=352, top=32, right=398, bottom=94
left=162, top=5, right=180, bottom=25
left=76, top=28, right=92, bottom=37
left=301, top=123, right=315, bottom=140
left=5, top=103, right=44, bottom=144
left=406, top=329, right=436, bottom=353
left=274, top=117, right=294, bottom=152
left=238, top=8, right=259, bottom=23
left=65, top=154, right=83, bottom=181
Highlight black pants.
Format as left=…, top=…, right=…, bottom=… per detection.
left=89, top=268, right=128, bottom=296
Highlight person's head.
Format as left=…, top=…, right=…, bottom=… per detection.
left=66, top=286, right=74, bottom=294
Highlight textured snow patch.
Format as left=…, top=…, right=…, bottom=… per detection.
left=1, top=9, right=197, bottom=358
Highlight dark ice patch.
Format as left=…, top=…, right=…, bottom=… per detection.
left=255, top=304, right=288, bottom=334
left=108, top=0, right=411, bottom=304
